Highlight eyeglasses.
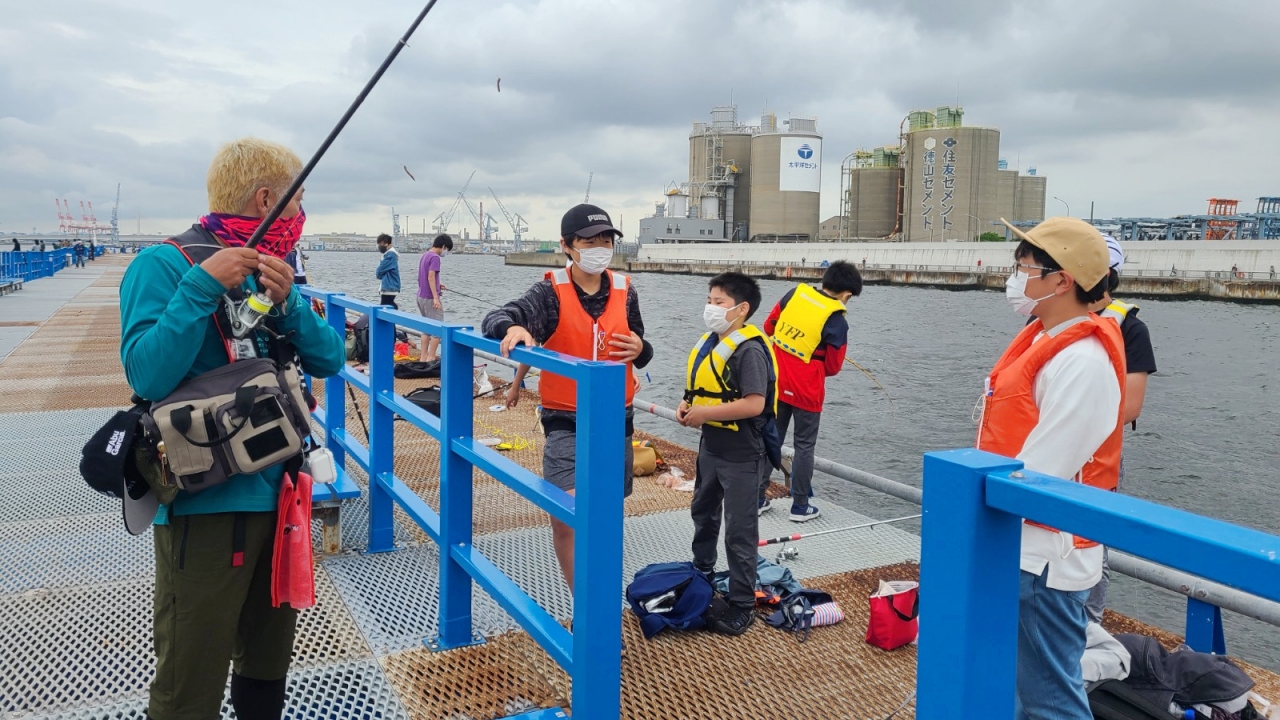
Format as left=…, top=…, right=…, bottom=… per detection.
left=1016, top=263, right=1060, bottom=277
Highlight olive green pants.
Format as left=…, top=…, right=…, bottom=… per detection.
left=148, top=512, right=298, bottom=720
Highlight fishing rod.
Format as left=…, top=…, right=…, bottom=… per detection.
left=759, top=513, right=922, bottom=562
left=230, top=0, right=444, bottom=337
left=845, top=357, right=889, bottom=395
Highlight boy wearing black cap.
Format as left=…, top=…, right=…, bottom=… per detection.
left=482, top=204, right=653, bottom=593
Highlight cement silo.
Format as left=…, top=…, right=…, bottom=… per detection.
left=748, top=115, right=822, bottom=242
left=1014, top=175, right=1047, bottom=223
left=900, top=111, right=1001, bottom=241
left=690, top=106, right=752, bottom=241
left=842, top=145, right=900, bottom=239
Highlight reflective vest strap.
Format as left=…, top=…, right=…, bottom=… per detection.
left=1100, top=300, right=1136, bottom=322
left=549, top=268, right=570, bottom=285
left=688, top=333, right=717, bottom=389
left=611, top=271, right=628, bottom=291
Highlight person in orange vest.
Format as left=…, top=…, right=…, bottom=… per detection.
left=978, top=217, right=1125, bottom=720
left=482, top=204, right=652, bottom=592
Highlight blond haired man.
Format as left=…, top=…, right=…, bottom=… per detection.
left=119, top=138, right=346, bottom=719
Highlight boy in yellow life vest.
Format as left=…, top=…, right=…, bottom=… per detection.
left=762, top=260, right=862, bottom=521
left=677, top=272, right=781, bottom=636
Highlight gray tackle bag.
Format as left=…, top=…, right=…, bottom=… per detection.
left=141, top=358, right=313, bottom=494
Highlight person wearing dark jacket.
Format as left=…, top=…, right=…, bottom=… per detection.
left=484, top=203, right=652, bottom=594
left=1082, top=236, right=1157, bottom=624
left=761, top=260, right=861, bottom=521
left=119, top=137, right=345, bottom=720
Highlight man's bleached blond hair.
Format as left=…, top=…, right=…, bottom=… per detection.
left=206, top=138, right=303, bottom=214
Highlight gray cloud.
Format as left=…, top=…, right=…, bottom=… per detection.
left=2, top=0, right=1278, bottom=239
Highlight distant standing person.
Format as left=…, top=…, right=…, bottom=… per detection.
left=88, top=240, right=95, bottom=261
left=11, top=238, right=19, bottom=252
left=284, top=247, right=308, bottom=285
left=375, top=233, right=400, bottom=308
left=73, top=241, right=86, bottom=268
left=40, top=240, right=46, bottom=252
left=417, top=234, right=453, bottom=362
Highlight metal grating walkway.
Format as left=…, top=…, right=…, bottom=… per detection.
left=0, top=265, right=928, bottom=718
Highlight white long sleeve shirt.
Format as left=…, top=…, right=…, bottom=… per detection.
left=1016, top=316, right=1122, bottom=592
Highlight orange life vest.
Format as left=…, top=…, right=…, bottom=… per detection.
left=539, top=268, right=637, bottom=412
left=976, top=315, right=1126, bottom=548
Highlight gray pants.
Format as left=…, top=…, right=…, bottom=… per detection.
left=692, top=448, right=763, bottom=608
left=776, top=400, right=820, bottom=503
left=1085, top=458, right=1124, bottom=623
left=1084, top=547, right=1110, bottom=623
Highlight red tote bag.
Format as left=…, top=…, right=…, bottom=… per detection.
left=866, top=580, right=919, bottom=650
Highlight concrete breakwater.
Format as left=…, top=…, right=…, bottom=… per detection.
left=504, top=252, right=1280, bottom=302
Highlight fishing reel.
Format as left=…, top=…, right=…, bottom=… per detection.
left=227, top=291, right=274, bottom=338
left=775, top=544, right=800, bottom=564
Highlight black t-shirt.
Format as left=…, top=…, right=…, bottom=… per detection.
left=700, top=338, right=770, bottom=459
left=1026, top=308, right=1157, bottom=375
left=1121, top=310, right=1156, bottom=375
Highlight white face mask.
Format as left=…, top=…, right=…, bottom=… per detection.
left=572, top=246, right=613, bottom=275
left=1005, top=269, right=1057, bottom=316
left=703, top=303, right=739, bottom=335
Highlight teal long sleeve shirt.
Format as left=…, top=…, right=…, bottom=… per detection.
left=119, top=241, right=346, bottom=520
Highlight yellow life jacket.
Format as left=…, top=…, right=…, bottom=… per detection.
left=683, top=325, right=779, bottom=431
left=770, top=284, right=846, bottom=363
left=1099, top=300, right=1137, bottom=323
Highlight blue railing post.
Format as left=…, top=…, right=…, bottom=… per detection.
left=917, top=450, right=1024, bottom=720
left=1185, top=597, right=1227, bottom=655
left=570, top=360, right=625, bottom=718
left=435, top=324, right=479, bottom=649
left=367, top=306, right=397, bottom=553
left=321, top=293, right=348, bottom=472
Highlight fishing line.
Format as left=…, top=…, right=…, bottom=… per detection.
left=443, top=288, right=502, bottom=308
left=244, top=0, right=443, bottom=250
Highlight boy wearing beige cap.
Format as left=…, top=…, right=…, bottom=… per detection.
left=976, top=217, right=1127, bottom=720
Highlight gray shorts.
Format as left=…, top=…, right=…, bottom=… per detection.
left=416, top=296, right=444, bottom=321
left=542, top=430, right=634, bottom=498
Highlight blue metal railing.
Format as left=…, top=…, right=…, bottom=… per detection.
left=917, top=449, right=1280, bottom=719
left=0, top=249, right=74, bottom=282
left=299, top=287, right=625, bottom=719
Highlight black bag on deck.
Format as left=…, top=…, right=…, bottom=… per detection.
left=394, top=359, right=441, bottom=379
left=1088, top=679, right=1174, bottom=720
left=350, top=315, right=370, bottom=363
left=402, top=387, right=440, bottom=417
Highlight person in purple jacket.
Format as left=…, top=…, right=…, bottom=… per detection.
left=417, top=233, right=453, bottom=361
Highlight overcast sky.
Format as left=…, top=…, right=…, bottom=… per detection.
left=2, top=0, right=1277, bottom=239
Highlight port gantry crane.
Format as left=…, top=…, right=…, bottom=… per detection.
left=488, top=187, right=529, bottom=252
left=431, top=170, right=477, bottom=236
left=460, top=195, right=499, bottom=242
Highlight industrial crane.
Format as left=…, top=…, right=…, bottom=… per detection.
left=584, top=172, right=593, bottom=203
left=488, top=187, right=529, bottom=251
left=460, top=196, right=499, bottom=241
left=431, top=170, right=476, bottom=235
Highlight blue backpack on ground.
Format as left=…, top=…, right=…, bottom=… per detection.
left=626, top=562, right=714, bottom=639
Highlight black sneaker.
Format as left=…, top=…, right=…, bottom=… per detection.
left=710, top=605, right=756, bottom=636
